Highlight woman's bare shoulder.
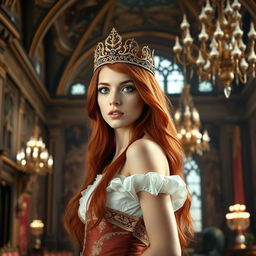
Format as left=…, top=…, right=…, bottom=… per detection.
left=126, top=138, right=162, bottom=156
left=125, top=137, right=169, bottom=176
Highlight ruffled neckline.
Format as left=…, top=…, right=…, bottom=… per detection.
left=107, top=172, right=187, bottom=211
left=81, top=174, right=103, bottom=196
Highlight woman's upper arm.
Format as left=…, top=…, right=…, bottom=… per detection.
left=138, top=192, right=181, bottom=256
left=126, top=139, right=182, bottom=256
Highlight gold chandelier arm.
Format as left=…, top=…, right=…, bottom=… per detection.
left=235, top=65, right=247, bottom=84
left=201, top=41, right=208, bottom=56
left=197, top=66, right=212, bottom=81
left=184, top=45, right=197, bottom=64
left=233, top=59, right=247, bottom=84
left=249, top=63, right=256, bottom=78
left=175, top=52, right=190, bottom=66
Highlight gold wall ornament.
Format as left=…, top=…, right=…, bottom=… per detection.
left=174, top=84, right=210, bottom=157
left=16, top=124, right=53, bottom=175
left=173, top=0, right=256, bottom=98
left=226, top=204, right=250, bottom=249
left=94, top=28, right=155, bottom=74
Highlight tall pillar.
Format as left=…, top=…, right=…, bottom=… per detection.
left=45, top=125, right=65, bottom=248
left=0, top=45, right=7, bottom=151
left=15, top=96, right=25, bottom=152
left=0, top=7, right=19, bottom=150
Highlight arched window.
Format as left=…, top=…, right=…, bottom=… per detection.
left=198, top=81, right=213, bottom=93
left=70, top=83, right=86, bottom=96
left=183, top=158, right=203, bottom=232
left=35, top=62, right=41, bottom=75
left=154, top=55, right=184, bottom=94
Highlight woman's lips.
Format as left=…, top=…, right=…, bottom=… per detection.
left=108, top=110, right=124, bottom=119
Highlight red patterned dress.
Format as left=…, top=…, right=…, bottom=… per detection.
left=78, top=172, right=187, bottom=256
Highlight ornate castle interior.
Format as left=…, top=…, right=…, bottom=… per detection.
left=0, top=0, right=256, bottom=255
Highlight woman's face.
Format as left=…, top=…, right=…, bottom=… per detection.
left=97, top=66, right=144, bottom=131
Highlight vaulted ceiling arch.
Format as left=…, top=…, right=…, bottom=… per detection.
left=28, top=0, right=76, bottom=57
left=56, top=30, right=179, bottom=95
left=56, top=0, right=115, bottom=95
left=19, top=0, right=256, bottom=97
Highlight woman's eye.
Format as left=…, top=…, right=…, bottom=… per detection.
left=98, top=87, right=109, bottom=94
left=122, top=86, right=135, bottom=93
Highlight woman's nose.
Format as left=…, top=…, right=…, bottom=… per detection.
left=109, top=91, right=121, bottom=106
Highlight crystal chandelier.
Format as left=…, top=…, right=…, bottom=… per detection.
left=174, top=84, right=210, bottom=157
left=16, top=126, right=53, bottom=175
left=173, top=0, right=256, bottom=98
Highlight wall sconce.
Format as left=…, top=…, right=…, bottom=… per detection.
left=30, top=219, right=44, bottom=249
left=226, top=204, right=250, bottom=249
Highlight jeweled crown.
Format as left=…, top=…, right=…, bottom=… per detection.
left=94, top=28, right=155, bottom=74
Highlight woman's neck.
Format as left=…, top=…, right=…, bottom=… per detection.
left=114, top=128, right=132, bottom=159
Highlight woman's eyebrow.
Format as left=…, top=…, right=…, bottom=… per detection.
left=120, top=80, right=134, bottom=85
left=98, top=80, right=134, bottom=86
left=98, top=82, right=110, bottom=86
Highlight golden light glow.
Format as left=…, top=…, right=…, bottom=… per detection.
left=30, top=219, right=44, bottom=229
left=16, top=135, right=53, bottom=175
left=226, top=204, right=250, bottom=249
left=174, top=84, right=210, bottom=157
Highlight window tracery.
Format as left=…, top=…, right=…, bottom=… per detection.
left=154, top=55, right=184, bottom=94
left=183, top=158, right=203, bottom=232
left=70, top=83, right=86, bottom=96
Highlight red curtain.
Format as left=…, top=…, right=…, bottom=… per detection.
left=18, top=194, right=30, bottom=255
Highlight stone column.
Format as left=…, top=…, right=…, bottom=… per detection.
left=45, top=125, right=65, bottom=248
left=0, top=46, right=7, bottom=151
left=15, top=96, right=25, bottom=152
left=0, top=8, right=19, bottom=150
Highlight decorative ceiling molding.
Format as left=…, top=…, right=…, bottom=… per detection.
left=56, top=30, right=179, bottom=95
left=8, top=39, right=51, bottom=121
left=102, top=3, right=115, bottom=35
left=180, top=0, right=256, bottom=22
left=1, top=0, right=17, bottom=10
left=28, top=0, right=76, bottom=57
left=240, top=0, right=256, bottom=22
left=56, top=0, right=115, bottom=95
left=35, top=0, right=55, bottom=8
left=0, top=9, right=20, bottom=43
left=56, top=46, right=93, bottom=95
left=176, top=0, right=186, bottom=14
left=178, top=0, right=199, bottom=19
left=53, top=14, right=73, bottom=55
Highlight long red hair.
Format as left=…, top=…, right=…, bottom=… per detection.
left=64, top=63, right=193, bottom=248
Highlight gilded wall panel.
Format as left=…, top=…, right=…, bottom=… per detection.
left=3, top=78, right=18, bottom=158
left=198, top=123, right=225, bottom=230
left=60, top=124, right=88, bottom=246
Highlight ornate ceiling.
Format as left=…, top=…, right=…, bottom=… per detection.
left=9, top=0, right=256, bottom=97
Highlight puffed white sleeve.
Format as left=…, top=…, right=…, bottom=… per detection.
left=107, top=172, right=188, bottom=211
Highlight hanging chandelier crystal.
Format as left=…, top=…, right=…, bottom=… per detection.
left=173, top=0, right=256, bottom=98
left=16, top=127, right=53, bottom=175
left=174, top=84, right=210, bottom=157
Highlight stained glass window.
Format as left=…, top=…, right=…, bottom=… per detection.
left=154, top=55, right=184, bottom=94
left=70, top=83, right=86, bottom=96
left=35, top=62, right=41, bottom=75
left=198, top=81, right=213, bottom=92
left=183, top=158, right=203, bottom=232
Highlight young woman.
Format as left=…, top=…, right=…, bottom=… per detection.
left=65, top=28, right=193, bottom=256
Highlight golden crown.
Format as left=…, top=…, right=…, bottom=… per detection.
left=94, top=28, right=155, bottom=74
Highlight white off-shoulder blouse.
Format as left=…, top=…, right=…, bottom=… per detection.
left=78, top=172, right=187, bottom=222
